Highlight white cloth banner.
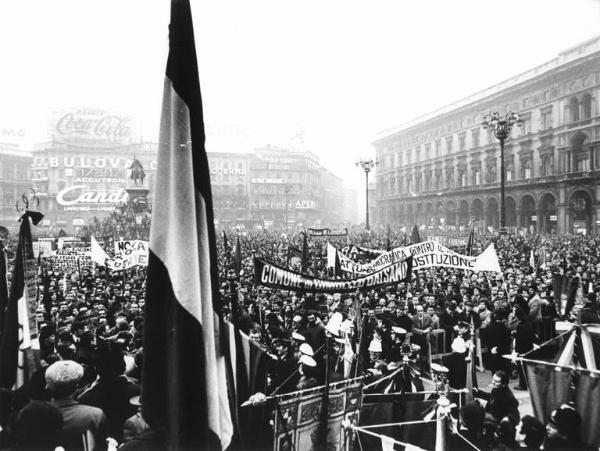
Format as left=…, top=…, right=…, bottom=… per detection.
left=336, top=240, right=502, bottom=274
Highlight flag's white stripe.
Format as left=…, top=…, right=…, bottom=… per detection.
left=151, top=79, right=232, bottom=449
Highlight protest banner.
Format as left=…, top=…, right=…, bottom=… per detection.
left=51, top=248, right=92, bottom=272
left=114, top=239, right=149, bottom=254
left=106, top=239, right=149, bottom=270
left=332, top=240, right=497, bottom=274
left=254, top=256, right=412, bottom=293
left=339, top=244, right=384, bottom=261
left=306, top=227, right=348, bottom=237
left=32, top=240, right=54, bottom=258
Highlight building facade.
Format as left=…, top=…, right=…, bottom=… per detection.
left=374, top=35, right=600, bottom=235
left=209, top=145, right=346, bottom=230
left=0, top=144, right=32, bottom=229
left=30, top=109, right=157, bottom=232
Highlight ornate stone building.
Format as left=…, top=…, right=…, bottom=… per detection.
left=374, top=35, right=600, bottom=235
left=0, top=143, right=31, bottom=229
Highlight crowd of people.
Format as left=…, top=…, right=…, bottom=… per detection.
left=0, top=204, right=599, bottom=450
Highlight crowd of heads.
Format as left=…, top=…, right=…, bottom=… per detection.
left=1, top=210, right=599, bottom=449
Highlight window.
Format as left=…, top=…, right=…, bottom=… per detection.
left=473, top=168, right=480, bottom=185
left=506, top=164, right=514, bottom=181
left=487, top=165, right=496, bottom=183
left=541, top=108, right=553, bottom=129
left=576, top=153, right=589, bottom=172
left=446, top=169, right=454, bottom=188
left=471, top=129, right=480, bottom=148
left=541, top=156, right=553, bottom=176
left=582, top=94, right=592, bottom=120
left=435, top=140, right=441, bottom=157
left=522, top=160, right=532, bottom=179
left=569, top=97, right=579, bottom=123
left=446, top=136, right=453, bottom=153
left=457, top=169, right=465, bottom=187
left=425, top=144, right=431, bottom=160
left=459, top=133, right=466, bottom=151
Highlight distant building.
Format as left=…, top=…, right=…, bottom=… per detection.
left=374, top=35, right=600, bottom=235
left=0, top=143, right=32, bottom=228
left=30, top=109, right=157, bottom=232
left=208, top=145, right=345, bottom=230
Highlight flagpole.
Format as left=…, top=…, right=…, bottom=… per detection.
left=320, top=332, right=331, bottom=451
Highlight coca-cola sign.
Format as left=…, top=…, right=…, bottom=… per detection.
left=56, top=185, right=129, bottom=206
left=53, top=110, right=132, bottom=141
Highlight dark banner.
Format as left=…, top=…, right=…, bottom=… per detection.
left=306, top=227, right=348, bottom=237
left=254, top=256, right=412, bottom=293
left=272, top=378, right=362, bottom=451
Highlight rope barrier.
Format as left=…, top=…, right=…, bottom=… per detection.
left=350, top=425, right=428, bottom=451
left=359, top=419, right=437, bottom=429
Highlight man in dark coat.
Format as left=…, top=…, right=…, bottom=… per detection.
left=45, top=360, right=108, bottom=451
left=481, top=312, right=511, bottom=375
left=473, top=370, right=520, bottom=426
left=77, top=341, right=140, bottom=442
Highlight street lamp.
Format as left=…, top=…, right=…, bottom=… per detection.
left=284, top=184, right=293, bottom=232
left=355, top=158, right=378, bottom=230
left=482, top=112, right=522, bottom=235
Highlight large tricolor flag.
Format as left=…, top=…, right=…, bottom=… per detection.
left=141, top=1, right=233, bottom=449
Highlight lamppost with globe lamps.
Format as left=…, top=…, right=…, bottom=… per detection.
left=355, top=158, right=378, bottom=230
left=481, top=111, right=522, bottom=235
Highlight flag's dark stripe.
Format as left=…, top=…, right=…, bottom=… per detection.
left=0, top=245, right=8, bottom=338
left=142, top=250, right=221, bottom=450
left=0, top=217, right=33, bottom=389
left=167, top=0, right=221, bottom=313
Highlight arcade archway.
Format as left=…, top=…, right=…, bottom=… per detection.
left=539, top=193, right=557, bottom=234
left=569, top=190, right=593, bottom=235
left=446, top=201, right=457, bottom=227
left=485, top=197, right=499, bottom=231
left=519, top=194, right=536, bottom=229
left=505, top=196, right=517, bottom=228
left=458, top=200, right=469, bottom=226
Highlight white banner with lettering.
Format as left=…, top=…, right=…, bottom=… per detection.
left=330, top=240, right=501, bottom=274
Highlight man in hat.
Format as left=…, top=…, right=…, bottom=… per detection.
left=123, top=395, right=150, bottom=443
left=296, top=354, right=319, bottom=390
left=544, top=404, right=588, bottom=449
left=45, top=360, right=108, bottom=450
left=442, top=337, right=469, bottom=390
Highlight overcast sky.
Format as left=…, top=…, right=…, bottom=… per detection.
left=1, top=0, right=599, bottom=185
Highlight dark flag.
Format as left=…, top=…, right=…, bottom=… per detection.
left=287, top=245, right=302, bottom=269
left=222, top=230, right=229, bottom=252
left=410, top=225, right=421, bottom=244
left=0, top=242, right=8, bottom=339
left=233, top=236, right=242, bottom=275
left=0, top=210, right=43, bottom=391
left=466, top=225, right=474, bottom=256
left=564, top=276, right=579, bottom=319
left=386, top=224, right=391, bottom=251
left=141, top=1, right=234, bottom=448
left=334, top=247, right=342, bottom=278
left=301, top=231, right=308, bottom=272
